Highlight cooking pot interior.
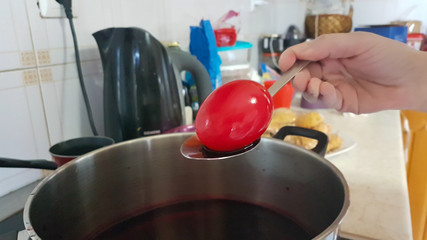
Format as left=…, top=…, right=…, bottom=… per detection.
left=25, top=133, right=348, bottom=240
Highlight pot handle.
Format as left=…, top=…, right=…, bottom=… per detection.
left=0, top=157, right=57, bottom=170
left=272, top=126, right=329, bottom=156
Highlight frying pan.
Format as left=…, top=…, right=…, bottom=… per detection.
left=0, top=136, right=114, bottom=170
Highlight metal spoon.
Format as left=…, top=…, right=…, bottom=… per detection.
left=181, top=60, right=311, bottom=160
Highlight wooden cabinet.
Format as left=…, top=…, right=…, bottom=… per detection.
left=401, top=110, right=427, bottom=240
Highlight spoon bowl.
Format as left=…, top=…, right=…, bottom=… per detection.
left=181, top=60, right=310, bottom=160
left=181, top=135, right=261, bottom=160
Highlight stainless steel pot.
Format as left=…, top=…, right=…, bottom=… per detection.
left=23, top=130, right=349, bottom=240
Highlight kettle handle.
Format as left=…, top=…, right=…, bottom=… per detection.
left=167, top=48, right=212, bottom=104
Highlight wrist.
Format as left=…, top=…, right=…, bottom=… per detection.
left=413, top=51, right=427, bottom=112
left=398, top=50, right=427, bottom=112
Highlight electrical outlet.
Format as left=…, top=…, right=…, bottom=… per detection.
left=38, top=0, right=77, bottom=18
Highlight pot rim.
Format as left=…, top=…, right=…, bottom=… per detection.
left=24, top=133, right=350, bottom=240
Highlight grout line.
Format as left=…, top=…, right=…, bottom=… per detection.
left=8, top=0, right=19, bottom=54
left=23, top=80, right=40, bottom=157
left=0, top=45, right=97, bottom=55
left=0, top=54, right=99, bottom=75
left=0, top=60, right=101, bottom=92
left=0, top=66, right=38, bottom=73
left=33, top=59, right=98, bottom=69
left=23, top=0, right=52, bottom=148
left=0, top=58, right=100, bottom=73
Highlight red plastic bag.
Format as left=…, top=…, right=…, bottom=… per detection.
left=213, top=10, right=240, bottom=47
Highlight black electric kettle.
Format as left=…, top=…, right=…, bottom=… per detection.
left=93, top=27, right=212, bottom=143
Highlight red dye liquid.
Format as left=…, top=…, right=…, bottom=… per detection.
left=92, top=199, right=312, bottom=240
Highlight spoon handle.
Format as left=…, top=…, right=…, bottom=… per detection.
left=267, top=60, right=311, bottom=97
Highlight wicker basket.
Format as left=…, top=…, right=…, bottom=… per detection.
left=305, top=6, right=353, bottom=38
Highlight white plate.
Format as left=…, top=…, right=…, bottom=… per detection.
left=275, top=106, right=357, bottom=158
left=325, top=134, right=357, bottom=158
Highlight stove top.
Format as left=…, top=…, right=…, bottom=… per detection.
left=0, top=210, right=24, bottom=240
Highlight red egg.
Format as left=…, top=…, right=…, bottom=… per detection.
left=195, top=80, right=274, bottom=152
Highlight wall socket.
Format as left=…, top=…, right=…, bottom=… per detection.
left=38, top=0, right=78, bottom=18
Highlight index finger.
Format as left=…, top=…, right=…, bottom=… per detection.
left=278, top=32, right=382, bottom=72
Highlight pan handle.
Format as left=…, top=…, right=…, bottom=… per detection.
left=0, top=158, right=57, bottom=170
left=272, top=126, right=329, bottom=156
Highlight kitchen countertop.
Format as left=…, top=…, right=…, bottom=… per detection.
left=306, top=106, right=413, bottom=239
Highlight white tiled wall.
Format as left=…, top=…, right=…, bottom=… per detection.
left=1, top=0, right=427, bottom=197
left=0, top=0, right=46, bottom=196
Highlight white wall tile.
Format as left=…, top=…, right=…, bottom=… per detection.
left=0, top=80, right=42, bottom=158
left=0, top=53, right=23, bottom=72
left=25, top=84, right=52, bottom=160
left=0, top=169, right=42, bottom=197
left=25, top=0, right=102, bottom=66
left=39, top=61, right=103, bottom=145
left=0, top=70, right=24, bottom=89
left=269, top=0, right=306, bottom=34
left=0, top=2, right=21, bottom=52
left=81, top=60, right=104, bottom=136
left=0, top=71, right=50, bottom=159
left=0, top=0, right=33, bottom=52
left=0, top=68, right=49, bottom=197
left=117, top=0, right=163, bottom=38
left=0, top=169, right=26, bottom=183
left=73, top=0, right=121, bottom=48
left=0, top=0, right=36, bottom=71
left=25, top=0, right=69, bottom=50
left=39, top=64, right=88, bottom=144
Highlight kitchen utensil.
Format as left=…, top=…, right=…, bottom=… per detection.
left=182, top=124, right=327, bottom=161
left=264, top=79, right=294, bottom=109
left=22, top=129, right=348, bottom=240
left=93, top=27, right=212, bottom=143
left=183, top=60, right=310, bottom=160
left=0, top=136, right=114, bottom=169
left=266, top=60, right=310, bottom=96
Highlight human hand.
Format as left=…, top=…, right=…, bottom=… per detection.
left=279, top=32, right=427, bottom=113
